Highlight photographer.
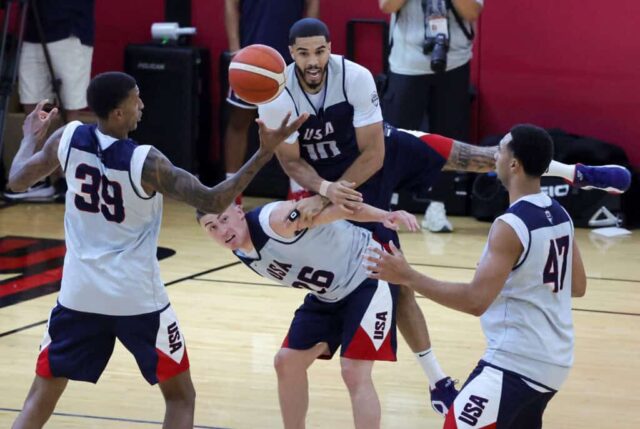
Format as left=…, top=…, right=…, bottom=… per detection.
left=379, top=0, right=482, bottom=232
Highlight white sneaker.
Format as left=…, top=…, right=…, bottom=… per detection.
left=422, top=201, right=453, bottom=233
left=3, top=181, right=55, bottom=202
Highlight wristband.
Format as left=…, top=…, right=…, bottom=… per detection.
left=319, top=180, right=332, bottom=197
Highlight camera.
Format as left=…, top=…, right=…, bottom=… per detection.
left=423, top=32, right=449, bottom=73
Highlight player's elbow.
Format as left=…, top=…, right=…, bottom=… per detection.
left=571, top=278, right=587, bottom=298
left=467, top=290, right=492, bottom=316
left=468, top=302, right=489, bottom=317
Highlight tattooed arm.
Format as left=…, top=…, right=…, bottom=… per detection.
left=442, top=141, right=497, bottom=173
left=141, top=112, right=308, bottom=213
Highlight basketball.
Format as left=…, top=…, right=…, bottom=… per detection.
left=228, top=44, right=286, bottom=105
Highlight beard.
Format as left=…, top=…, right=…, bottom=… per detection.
left=295, top=64, right=327, bottom=90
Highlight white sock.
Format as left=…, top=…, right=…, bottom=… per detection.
left=544, top=161, right=575, bottom=182
left=416, top=348, right=447, bottom=388
left=226, top=172, right=235, bottom=180
left=289, top=178, right=304, bottom=193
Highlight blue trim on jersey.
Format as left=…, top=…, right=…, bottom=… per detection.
left=507, top=199, right=570, bottom=270
left=507, top=199, right=570, bottom=232
left=70, top=125, right=139, bottom=172
left=284, top=87, right=299, bottom=116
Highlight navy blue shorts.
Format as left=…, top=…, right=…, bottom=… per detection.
left=282, top=279, right=398, bottom=361
left=226, top=88, right=258, bottom=109
left=444, top=360, right=557, bottom=429
left=36, top=302, right=190, bottom=385
left=353, top=125, right=447, bottom=246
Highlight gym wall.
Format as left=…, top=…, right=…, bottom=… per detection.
left=90, top=0, right=640, bottom=168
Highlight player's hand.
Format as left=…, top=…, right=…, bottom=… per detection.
left=326, top=180, right=363, bottom=214
left=294, top=194, right=327, bottom=224
left=383, top=210, right=420, bottom=232
left=364, top=241, right=415, bottom=285
left=256, top=112, right=309, bottom=154
left=22, top=99, right=58, bottom=146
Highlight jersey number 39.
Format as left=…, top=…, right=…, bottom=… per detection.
left=74, top=164, right=125, bottom=223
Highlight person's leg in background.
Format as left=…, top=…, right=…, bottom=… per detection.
left=422, top=62, right=472, bottom=233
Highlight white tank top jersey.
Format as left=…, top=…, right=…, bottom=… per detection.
left=258, top=54, right=382, bottom=144
left=56, top=121, right=168, bottom=316
left=234, top=203, right=382, bottom=302
left=481, top=193, right=575, bottom=390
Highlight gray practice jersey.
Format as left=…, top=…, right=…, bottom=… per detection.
left=233, top=203, right=381, bottom=302
left=481, top=193, right=575, bottom=390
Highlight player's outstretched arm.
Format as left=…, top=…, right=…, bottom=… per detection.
left=276, top=199, right=419, bottom=237
left=142, top=112, right=308, bottom=213
left=8, top=100, right=62, bottom=192
left=365, top=219, right=519, bottom=316
left=442, top=140, right=497, bottom=173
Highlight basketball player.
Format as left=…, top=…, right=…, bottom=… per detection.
left=7, top=72, right=307, bottom=429
left=197, top=199, right=420, bottom=429
left=257, top=17, right=630, bottom=415
left=366, top=125, right=587, bottom=429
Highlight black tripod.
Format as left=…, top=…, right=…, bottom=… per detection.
left=0, top=0, right=66, bottom=189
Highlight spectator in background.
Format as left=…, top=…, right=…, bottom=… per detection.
left=4, top=0, right=95, bottom=202
left=379, top=0, right=483, bottom=232
left=224, top=0, right=319, bottom=201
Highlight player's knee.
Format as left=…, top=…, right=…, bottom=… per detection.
left=340, top=361, right=371, bottom=392
left=273, top=348, right=292, bottom=377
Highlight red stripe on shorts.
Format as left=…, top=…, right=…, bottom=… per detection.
left=156, top=347, right=190, bottom=382
left=343, top=326, right=396, bottom=361
left=36, top=346, right=52, bottom=378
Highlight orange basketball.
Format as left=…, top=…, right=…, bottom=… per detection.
left=229, top=44, right=286, bottom=105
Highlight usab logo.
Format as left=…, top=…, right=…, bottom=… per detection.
left=0, top=236, right=175, bottom=307
left=371, top=91, right=379, bottom=107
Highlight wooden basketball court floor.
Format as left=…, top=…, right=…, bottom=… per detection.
left=0, top=197, right=638, bottom=428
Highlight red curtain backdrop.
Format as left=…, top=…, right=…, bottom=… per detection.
left=91, top=0, right=640, bottom=167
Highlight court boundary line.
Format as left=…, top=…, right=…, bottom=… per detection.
left=190, top=277, right=640, bottom=317
left=0, top=262, right=242, bottom=339
left=409, top=262, right=640, bottom=284
left=0, top=407, right=227, bottom=428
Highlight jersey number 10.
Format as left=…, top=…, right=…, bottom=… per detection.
left=543, top=235, right=570, bottom=293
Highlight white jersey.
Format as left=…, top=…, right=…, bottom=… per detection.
left=481, top=193, right=574, bottom=389
left=258, top=54, right=382, bottom=145
left=233, top=203, right=381, bottom=302
left=56, top=122, right=168, bottom=315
